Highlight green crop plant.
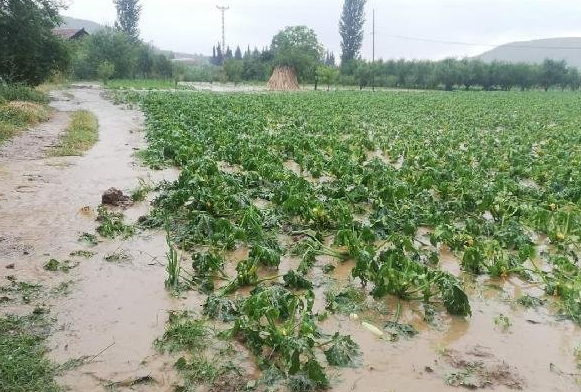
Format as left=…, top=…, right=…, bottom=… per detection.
left=112, top=88, right=581, bottom=389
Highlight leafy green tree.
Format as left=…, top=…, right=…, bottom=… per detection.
left=234, top=46, right=242, bottom=60
left=540, top=59, right=567, bottom=91
left=567, top=67, right=581, bottom=91
left=224, top=46, right=233, bottom=61
left=152, top=53, right=172, bottom=78
left=435, top=58, right=460, bottom=91
left=114, top=0, right=141, bottom=40
left=271, top=26, right=323, bottom=82
left=224, top=59, right=244, bottom=85
left=339, top=0, right=366, bottom=64
left=316, top=65, right=339, bottom=90
left=97, top=61, right=115, bottom=85
left=136, top=44, right=153, bottom=78
left=0, top=0, right=70, bottom=85
left=72, top=27, right=137, bottom=79
left=354, top=60, right=372, bottom=90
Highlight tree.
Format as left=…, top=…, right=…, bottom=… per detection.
left=316, top=65, right=339, bottom=90
left=325, top=51, right=336, bottom=67
left=234, top=46, right=242, bottom=60
left=339, top=0, right=366, bottom=64
left=435, top=58, right=460, bottom=91
left=0, top=0, right=70, bottom=85
left=224, top=46, right=233, bottom=61
left=271, top=26, right=323, bottom=83
left=224, top=59, right=244, bottom=85
left=354, top=60, right=372, bottom=89
left=71, top=27, right=137, bottom=79
left=540, top=59, right=567, bottom=91
left=97, top=61, right=115, bottom=85
left=215, top=43, right=224, bottom=66
left=114, top=0, right=142, bottom=40
left=567, top=67, right=580, bottom=91
left=136, top=44, right=154, bottom=78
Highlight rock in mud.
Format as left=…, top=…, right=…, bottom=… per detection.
left=101, top=187, right=130, bottom=206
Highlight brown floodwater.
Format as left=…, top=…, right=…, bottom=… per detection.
left=0, top=86, right=579, bottom=392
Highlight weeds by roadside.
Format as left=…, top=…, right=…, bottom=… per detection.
left=0, top=312, right=61, bottom=392
left=51, top=110, right=98, bottom=156
left=96, top=206, right=135, bottom=239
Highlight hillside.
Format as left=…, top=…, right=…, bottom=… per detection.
left=477, top=37, right=581, bottom=68
left=60, top=16, right=103, bottom=34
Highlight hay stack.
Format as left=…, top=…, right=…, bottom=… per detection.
left=267, top=66, right=299, bottom=91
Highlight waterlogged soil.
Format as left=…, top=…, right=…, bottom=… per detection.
left=1, top=86, right=580, bottom=392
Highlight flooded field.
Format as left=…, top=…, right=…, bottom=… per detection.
left=1, top=87, right=581, bottom=392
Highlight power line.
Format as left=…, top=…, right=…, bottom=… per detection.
left=379, top=33, right=581, bottom=50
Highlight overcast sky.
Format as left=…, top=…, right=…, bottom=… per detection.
left=63, top=0, right=581, bottom=60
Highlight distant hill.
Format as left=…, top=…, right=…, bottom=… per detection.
left=60, top=16, right=103, bottom=34
left=476, top=38, right=581, bottom=68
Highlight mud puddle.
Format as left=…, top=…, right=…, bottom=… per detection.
left=313, top=249, right=580, bottom=392
left=0, top=85, right=186, bottom=391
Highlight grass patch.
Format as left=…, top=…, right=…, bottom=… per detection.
left=106, top=79, right=176, bottom=90
left=0, top=84, right=48, bottom=103
left=43, top=258, right=79, bottom=273
left=0, top=312, right=61, bottom=392
left=51, top=110, right=98, bottom=156
left=0, top=277, right=42, bottom=304
left=155, top=311, right=245, bottom=389
left=0, top=101, right=50, bottom=145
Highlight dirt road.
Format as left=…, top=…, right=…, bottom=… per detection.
left=0, top=85, right=183, bottom=391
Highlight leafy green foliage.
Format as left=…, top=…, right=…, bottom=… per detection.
left=228, top=286, right=355, bottom=388
left=96, top=206, right=135, bottom=239
left=124, top=89, right=581, bottom=389
left=43, top=258, right=79, bottom=272
left=271, top=26, right=323, bottom=82
left=323, top=333, right=359, bottom=367
left=0, top=0, right=69, bottom=85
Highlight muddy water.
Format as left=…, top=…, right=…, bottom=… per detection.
left=0, top=86, right=186, bottom=391
left=318, top=252, right=580, bottom=392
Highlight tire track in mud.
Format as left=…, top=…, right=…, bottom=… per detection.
left=0, top=85, right=186, bottom=391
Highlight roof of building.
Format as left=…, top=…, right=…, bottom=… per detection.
left=52, top=28, right=89, bottom=40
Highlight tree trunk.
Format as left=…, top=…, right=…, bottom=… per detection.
left=267, top=66, right=300, bottom=91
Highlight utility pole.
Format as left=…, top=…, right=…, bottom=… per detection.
left=372, top=9, right=375, bottom=92
left=216, top=5, right=229, bottom=51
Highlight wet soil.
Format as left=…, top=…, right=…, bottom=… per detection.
left=1, top=85, right=580, bottom=392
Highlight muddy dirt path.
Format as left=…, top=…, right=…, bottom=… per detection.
left=0, top=85, right=184, bottom=391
